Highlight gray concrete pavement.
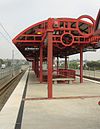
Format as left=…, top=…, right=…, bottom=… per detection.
left=22, top=98, right=100, bottom=129
left=21, top=70, right=100, bottom=129
left=0, top=69, right=100, bottom=129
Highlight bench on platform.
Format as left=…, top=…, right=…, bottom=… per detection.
left=52, top=78, right=75, bottom=84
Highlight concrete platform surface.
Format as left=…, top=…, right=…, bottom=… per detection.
left=0, top=70, right=29, bottom=129
left=22, top=98, right=100, bottom=129
left=0, top=69, right=100, bottom=129
left=21, top=70, right=100, bottom=129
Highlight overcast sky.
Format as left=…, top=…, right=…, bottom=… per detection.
left=0, top=0, right=100, bottom=60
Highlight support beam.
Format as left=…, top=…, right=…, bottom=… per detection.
left=47, top=18, right=53, bottom=99
left=34, top=58, right=36, bottom=74
left=57, top=56, right=59, bottom=75
left=40, top=43, right=43, bottom=83
left=65, top=55, right=67, bottom=70
left=80, top=45, right=83, bottom=83
left=32, top=61, right=35, bottom=71
left=37, top=59, right=39, bottom=77
left=35, top=56, right=39, bottom=77
left=35, top=60, right=37, bottom=76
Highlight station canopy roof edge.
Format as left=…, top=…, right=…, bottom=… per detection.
left=12, top=13, right=100, bottom=61
left=94, top=9, right=100, bottom=36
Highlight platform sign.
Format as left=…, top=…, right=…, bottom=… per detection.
left=94, top=9, right=100, bottom=35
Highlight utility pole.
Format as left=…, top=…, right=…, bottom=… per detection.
left=12, top=50, right=14, bottom=77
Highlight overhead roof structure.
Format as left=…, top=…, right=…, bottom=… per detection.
left=94, top=9, right=100, bottom=36
left=13, top=14, right=100, bottom=61
left=12, top=10, right=100, bottom=99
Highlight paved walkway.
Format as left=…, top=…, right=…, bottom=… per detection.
left=0, top=69, right=100, bottom=129
left=21, top=70, right=100, bottom=129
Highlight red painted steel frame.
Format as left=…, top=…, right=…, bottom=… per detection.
left=47, top=18, right=53, bottom=99
left=94, top=9, right=100, bottom=35
left=77, top=15, right=95, bottom=37
left=57, top=56, right=59, bottom=75
left=12, top=11, right=100, bottom=99
left=40, top=43, right=43, bottom=83
left=32, top=61, right=34, bottom=71
left=58, top=69, right=76, bottom=79
left=65, top=56, right=67, bottom=69
left=80, top=45, right=83, bottom=83
left=35, top=60, right=38, bottom=77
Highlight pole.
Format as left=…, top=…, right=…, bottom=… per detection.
left=80, top=45, right=83, bottom=83
left=65, top=55, right=67, bottom=69
left=47, top=18, right=53, bottom=99
left=12, top=50, right=14, bottom=77
left=40, top=43, right=43, bottom=83
left=34, top=56, right=37, bottom=75
left=57, top=56, right=59, bottom=75
left=37, top=59, right=39, bottom=77
left=32, top=61, right=35, bottom=71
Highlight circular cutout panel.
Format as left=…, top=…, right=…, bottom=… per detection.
left=77, top=15, right=95, bottom=37
left=61, top=33, right=74, bottom=47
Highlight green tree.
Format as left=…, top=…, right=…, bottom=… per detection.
left=0, top=59, right=4, bottom=67
left=86, top=61, right=100, bottom=70
left=7, top=60, right=11, bottom=67
left=69, top=62, right=78, bottom=69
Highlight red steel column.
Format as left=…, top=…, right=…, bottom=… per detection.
left=32, top=61, right=35, bottom=71
left=35, top=57, right=39, bottom=77
left=37, top=59, right=39, bottom=77
left=47, top=18, right=53, bottom=99
left=34, top=59, right=36, bottom=74
left=40, top=43, right=43, bottom=83
left=57, top=56, right=59, bottom=75
left=35, top=60, right=37, bottom=76
left=80, top=45, right=83, bottom=83
left=65, top=55, right=67, bottom=70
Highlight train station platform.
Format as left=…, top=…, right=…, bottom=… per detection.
left=0, top=69, right=100, bottom=129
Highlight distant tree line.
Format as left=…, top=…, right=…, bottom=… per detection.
left=60, top=60, right=100, bottom=70
left=86, top=61, right=100, bottom=70
left=69, top=62, right=78, bottom=69
left=0, top=59, right=4, bottom=67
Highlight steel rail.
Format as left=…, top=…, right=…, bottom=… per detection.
left=0, top=71, right=25, bottom=96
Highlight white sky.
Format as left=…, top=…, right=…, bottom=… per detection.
left=0, top=0, right=100, bottom=60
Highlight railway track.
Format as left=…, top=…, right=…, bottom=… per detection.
left=83, top=75, right=100, bottom=82
left=76, top=74, right=100, bottom=82
left=0, top=70, right=26, bottom=111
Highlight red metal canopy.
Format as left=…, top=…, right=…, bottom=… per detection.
left=12, top=15, right=100, bottom=61
left=94, top=9, right=100, bottom=35
left=12, top=12, right=100, bottom=99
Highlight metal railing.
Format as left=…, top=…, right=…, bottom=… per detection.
left=58, top=69, right=76, bottom=79
left=53, top=69, right=76, bottom=79
left=75, top=69, right=100, bottom=79
left=0, top=66, right=21, bottom=80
